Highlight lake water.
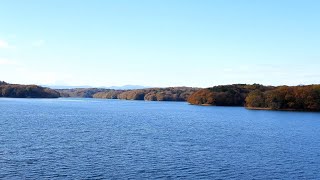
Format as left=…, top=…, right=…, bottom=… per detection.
left=0, top=98, right=320, bottom=179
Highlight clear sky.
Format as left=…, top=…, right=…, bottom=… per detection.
left=0, top=0, right=319, bottom=87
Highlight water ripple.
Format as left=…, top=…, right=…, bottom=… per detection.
left=0, top=98, right=320, bottom=179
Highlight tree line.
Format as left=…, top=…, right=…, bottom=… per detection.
left=2, top=80, right=319, bottom=111
left=0, top=81, right=60, bottom=98
left=245, top=85, right=320, bottom=111
left=57, top=88, right=110, bottom=98
left=58, top=87, right=199, bottom=101
left=187, top=84, right=320, bottom=111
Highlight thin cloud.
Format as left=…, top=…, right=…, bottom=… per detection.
left=0, top=40, right=10, bottom=48
left=14, top=67, right=73, bottom=85
left=0, top=39, right=15, bottom=49
left=32, top=40, right=45, bottom=47
left=0, top=58, right=20, bottom=66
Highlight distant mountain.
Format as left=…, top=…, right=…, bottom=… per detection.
left=45, top=85, right=151, bottom=90
left=43, top=85, right=93, bottom=89
left=0, top=81, right=9, bottom=85
left=107, top=85, right=151, bottom=90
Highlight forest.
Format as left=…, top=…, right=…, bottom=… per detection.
left=1, top=80, right=319, bottom=111
left=58, top=87, right=199, bottom=101
left=187, top=84, right=273, bottom=106
left=0, top=81, right=60, bottom=98
left=57, top=88, right=110, bottom=98
left=245, top=85, right=320, bottom=111
left=187, top=84, right=320, bottom=111
left=117, top=87, right=198, bottom=101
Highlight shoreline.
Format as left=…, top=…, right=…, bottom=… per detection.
left=245, top=106, right=318, bottom=112
left=189, top=103, right=320, bottom=112
left=245, top=107, right=272, bottom=110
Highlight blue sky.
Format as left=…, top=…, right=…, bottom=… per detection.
left=0, top=0, right=319, bottom=87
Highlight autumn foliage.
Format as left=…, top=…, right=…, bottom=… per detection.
left=96, top=87, right=198, bottom=101
left=0, top=81, right=60, bottom=98
left=188, top=84, right=273, bottom=106
left=4, top=79, right=318, bottom=111
left=57, top=88, right=110, bottom=98
left=188, top=84, right=320, bottom=111
left=58, top=87, right=198, bottom=101
left=246, top=85, right=320, bottom=111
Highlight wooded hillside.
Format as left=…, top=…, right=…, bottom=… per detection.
left=0, top=81, right=60, bottom=98
left=187, top=84, right=320, bottom=111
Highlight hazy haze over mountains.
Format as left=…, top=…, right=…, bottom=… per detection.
left=45, top=85, right=151, bottom=90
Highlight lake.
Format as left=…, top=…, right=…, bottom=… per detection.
left=1, top=98, right=320, bottom=179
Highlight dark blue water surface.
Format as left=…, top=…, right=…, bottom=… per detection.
left=1, top=98, right=320, bottom=179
